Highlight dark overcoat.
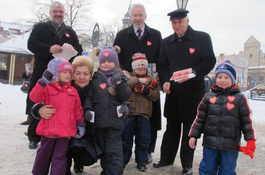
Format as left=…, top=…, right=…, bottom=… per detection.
left=157, top=25, right=216, bottom=123
left=26, top=20, right=82, bottom=114
left=113, top=24, right=162, bottom=130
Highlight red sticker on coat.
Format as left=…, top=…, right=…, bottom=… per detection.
left=147, top=41, right=152, bottom=46
left=227, top=96, right=235, bottom=102
left=189, top=48, right=195, bottom=54
left=226, top=102, right=234, bottom=110
left=100, top=83, right=106, bottom=89
left=209, top=96, right=217, bottom=104
left=66, top=33, right=70, bottom=37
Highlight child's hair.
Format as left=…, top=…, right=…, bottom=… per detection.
left=95, top=45, right=121, bottom=66
left=215, top=60, right=237, bottom=85
left=131, top=52, right=148, bottom=70
left=71, top=55, right=94, bottom=75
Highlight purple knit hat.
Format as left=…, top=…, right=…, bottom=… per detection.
left=47, top=57, right=72, bottom=79
left=98, top=46, right=119, bottom=66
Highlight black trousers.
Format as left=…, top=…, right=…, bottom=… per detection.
left=67, top=146, right=95, bottom=168
left=159, top=119, right=195, bottom=168
left=27, top=114, right=41, bottom=142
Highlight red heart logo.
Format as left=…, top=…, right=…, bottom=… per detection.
left=66, top=33, right=70, bottom=37
left=100, top=83, right=106, bottom=89
left=209, top=96, right=217, bottom=104
left=226, top=102, right=234, bottom=110
left=189, top=48, right=195, bottom=54
left=103, top=51, right=110, bottom=57
left=147, top=41, right=152, bottom=46
left=227, top=96, right=235, bottom=102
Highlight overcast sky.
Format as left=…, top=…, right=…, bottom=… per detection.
left=1, top=0, right=265, bottom=56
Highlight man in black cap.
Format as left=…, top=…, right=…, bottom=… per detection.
left=154, top=8, right=216, bottom=175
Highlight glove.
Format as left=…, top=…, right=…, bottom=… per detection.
left=42, top=69, right=56, bottom=84
left=112, top=70, right=123, bottom=84
left=134, top=84, right=150, bottom=95
left=119, top=104, right=130, bottom=116
left=85, top=110, right=93, bottom=121
left=74, top=126, right=85, bottom=138
left=147, top=79, right=158, bottom=89
left=239, top=140, right=256, bottom=159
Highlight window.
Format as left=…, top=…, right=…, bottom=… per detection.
left=0, top=53, right=8, bottom=70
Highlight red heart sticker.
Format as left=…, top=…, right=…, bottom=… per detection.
left=103, top=51, right=110, bottom=57
left=100, top=83, right=106, bottom=89
left=209, top=96, right=217, bottom=104
left=227, top=96, right=235, bottom=102
left=226, top=102, right=234, bottom=110
left=189, top=48, right=195, bottom=54
left=66, top=33, right=70, bottom=37
left=147, top=41, right=152, bottom=46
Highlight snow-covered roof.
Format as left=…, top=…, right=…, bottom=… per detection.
left=0, top=21, right=31, bottom=33
left=0, top=31, right=33, bottom=55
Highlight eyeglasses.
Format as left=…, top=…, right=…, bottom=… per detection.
left=51, top=10, right=64, bottom=14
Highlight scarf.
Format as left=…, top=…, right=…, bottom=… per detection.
left=98, top=67, right=118, bottom=86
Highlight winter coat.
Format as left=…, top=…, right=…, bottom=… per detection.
left=29, top=81, right=83, bottom=137
left=83, top=71, right=132, bottom=129
left=113, top=24, right=162, bottom=130
left=157, top=25, right=216, bottom=123
left=127, top=72, right=160, bottom=120
left=26, top=20, right=82, bottom=115
left=189, top=85, right=256, bottom=151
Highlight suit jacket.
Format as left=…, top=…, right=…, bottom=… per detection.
left=26, top=20, right=82, bottom=114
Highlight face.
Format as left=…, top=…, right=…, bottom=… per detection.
left=59, top=70, right=71, bottom=83
left=171, top=17, right=189, bottom=36
left=73, top=66, right=92, bottom=88
left=216, top=73, right=233, bottom=89
left=130, top=6, right=147, bottom=29
left=134, top=67, right=147, bottom=77
left=100, top=61, right=116, bottom=71
left=49, top=5, right=65, bottom=25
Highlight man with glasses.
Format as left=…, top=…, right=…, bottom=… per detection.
left=26, top=1, right=82, bottom=150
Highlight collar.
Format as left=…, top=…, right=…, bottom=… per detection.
left=133, top=25, right=145, bottom=35
left=169, top=25, right=194, bottom=42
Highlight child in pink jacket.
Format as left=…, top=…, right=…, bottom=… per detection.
left=30, top=57, right=84, bottom=175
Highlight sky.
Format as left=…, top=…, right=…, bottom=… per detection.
left=1, top=0, right=265, bottom=56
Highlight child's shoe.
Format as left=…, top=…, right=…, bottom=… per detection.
left=137, top=163, right=147, bottom=172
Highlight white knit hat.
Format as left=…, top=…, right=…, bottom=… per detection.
left=131, top=52, right=148, bottom=70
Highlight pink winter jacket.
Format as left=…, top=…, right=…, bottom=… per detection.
left=29, top=81, right=83, bottom=138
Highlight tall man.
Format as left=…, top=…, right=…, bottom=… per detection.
left=26, top=1, right=82, bottom=149
left=154, top=9, right=216, bottom=175
left=113, top=3, right=162, bottom=164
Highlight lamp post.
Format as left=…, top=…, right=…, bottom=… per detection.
left=176, top=0, right=189, bottom=9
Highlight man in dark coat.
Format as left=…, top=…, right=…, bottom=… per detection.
left=153, top=9, right=216, bottom=175
left=113, top=3, right=162, bottom=164
left=26, top=1, right=82, bottom=149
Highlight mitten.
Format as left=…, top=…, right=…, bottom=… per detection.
left=74, top=126, right=85, bottom=138
left=134, top=84, right=150, bottom=95
left=42, top=69, right=56, bottom=84
left=112, top=69, right=123, bottom=84
left=239, top=140, right=256, bottom=159
left=147, top=79, right=159, bottom=89
left=119, top=104, right=130, bottom=116
left=85, top=110, right=93, bottom=121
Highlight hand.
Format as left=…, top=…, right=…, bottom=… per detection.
left=85, top=110, right=93, bottom=121
left=239, top=140, right=256, bottom=159
left=112, top=70, right=123, bottom=84
left=134, top=84, right=150, bottom=95
left=42, top=69, right=57, bottom=84
left=119, top=104, right=130, bottom=116
left=147, top=79, right=158, bottom=89
left=163, top=82, right=171, bottom=94
left=138, top=77, right=148, bottom=84
left=39, top=105, right=56, bottom=119
left=74, top=126, right=85, bottom=138
left=189, top=137, right=197, bottom=149
left=49, top=44, right=62, bottom=54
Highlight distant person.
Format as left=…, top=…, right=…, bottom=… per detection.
left=154, top=8, right=216, bottom=175
left=113, top=3, right=162, bottom=164
left=189, top=60, right=256, bottom=175
left=122, top=53, right=160, bottom=172
left=30, top=57, right=84, bottom=175
left=26, top=1, right=82, bottom=149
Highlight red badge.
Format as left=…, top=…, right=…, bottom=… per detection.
left=226, top=102, right=235, bottom=110
left=66, top=33, right=70, bottom=37
left=209, top=96, right=217, bottom=104
left=147, top=41, right=152, bottom=46
left=227, top=96, right=235, bottom=102
left=103, top=51, right=110, bottom=57
left=100, top=83, right=106, bottom=89
left=189, top=48, right=195, bottom=54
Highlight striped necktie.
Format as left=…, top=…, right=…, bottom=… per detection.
left=137, top=29, right=142, bottom=41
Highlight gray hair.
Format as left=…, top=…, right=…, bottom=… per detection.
left=50, top=1, right=65, bottom=12
left=130, top=3, right=146, bottom=15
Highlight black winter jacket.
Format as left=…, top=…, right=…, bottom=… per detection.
left=189, top=85, right=256, bottom=151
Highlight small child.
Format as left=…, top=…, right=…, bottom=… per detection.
left=83, top=46, right=132, bottom=175
left=30, top=57, right=84, bottom=175
left=189, top=60, right=256, bottom=175
left=122, top=52, right=160, bottom=172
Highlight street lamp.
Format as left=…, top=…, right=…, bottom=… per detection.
left=176, top=0, right=189, bottom=9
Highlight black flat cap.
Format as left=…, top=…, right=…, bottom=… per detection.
left=167, top=9, right=189, bottom=21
